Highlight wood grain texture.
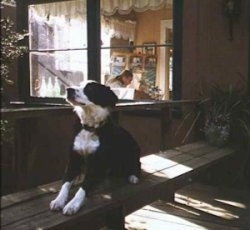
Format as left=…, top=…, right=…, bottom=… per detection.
left=1, top=142, right=237, bottom=230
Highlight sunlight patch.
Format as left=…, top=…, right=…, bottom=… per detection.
left=141, top=154, right=177, bottom=174
left=176, top=194, right=239, bottom=220
left=161, top=164, right=192, bottom=178
left=215, top=199, right=246, bottom=209
left=126, top=204, right=209, bottom=230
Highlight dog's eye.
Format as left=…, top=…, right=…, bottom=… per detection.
left=67, top=88, right=75, bottom=98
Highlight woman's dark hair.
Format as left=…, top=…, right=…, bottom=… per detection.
left=119, top=70, right=133, bottom=78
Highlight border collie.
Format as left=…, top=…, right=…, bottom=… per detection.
left=50, top=81, right=141, bottom=215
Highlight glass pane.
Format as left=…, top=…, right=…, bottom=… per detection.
left=28, top=0, right=87, bottom=98
left=29, top=0, right=87, bottom=50
left=100, top=0, right=173, bottom=100
left=30, top=50, right=87, bottom=98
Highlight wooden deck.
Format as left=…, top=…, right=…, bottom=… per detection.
left=1, top=142, right=237, bottom=230
left=125, top=183, right=250, bottom=230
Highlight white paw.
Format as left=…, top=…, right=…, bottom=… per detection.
left=63, top=188, right=86, bottom=215
left=50, top=182, right=71, bottom=211
left=50, top=196, right=67, bottom=211
left=128, top=175, right=139, bottom=184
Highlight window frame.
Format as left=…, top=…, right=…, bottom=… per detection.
left=17, top=0, right=182, bottom=104
left=172, top=0, right=183, bottom=100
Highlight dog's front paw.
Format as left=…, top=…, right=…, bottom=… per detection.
left=63, top=188, right=86, bottom=215
left=50, top=182, right=71, bottom=211
left=50, top=196, right=67, bottom=211
left=128, top=175, right=139, bottom=184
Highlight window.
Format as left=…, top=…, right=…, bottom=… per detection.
left=28, top=0, right=87, bottom=99
left=100, top=1, right=173, bottom=100
left=17, top=0, right=182, bottom=103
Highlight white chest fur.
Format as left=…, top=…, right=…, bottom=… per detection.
left=73, top=129, right=100, bottom=156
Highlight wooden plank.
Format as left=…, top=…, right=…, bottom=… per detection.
left=1, top=193, right=113, bottom=230
left=0, top=173, right=158, bottom=227
left=177, top=147, right=236, bottom=170
left=175, top=183, right=250, bottom=227
left=154, top=147, right=236, bottom=180
left=185, top=145, right=218, bottom=157
left=1, top=181, right=62, bottom=209
left=175, top=141, right=209, bottom=152
left=158, top=149, right=184, bottom=158
left=1, top=142, right=228, bottom=209
left=2, top=150, right=185, bottom=228
left=178, top=183, right=250, bottom=203
left=125, top=201, right=240, bottom=230
left=1, top=167, right=187, bottom=230
left=141, top=150, right=183, bottom=173
left=1, top=175, right=168, bottom=230
left=175, top=142, right=222, bottom=157
left=1, top=147, right=187, bottom=208
left=1, top=176, right=86, bottom=209
left=1, top=142, right=237, bottom=230
left=141, top=148, right=201, bottom=175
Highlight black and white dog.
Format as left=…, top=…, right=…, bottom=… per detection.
left=50, top=81, right=141, bottom=215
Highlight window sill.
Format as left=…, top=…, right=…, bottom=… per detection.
left=1, top=100, right=170, bottom=119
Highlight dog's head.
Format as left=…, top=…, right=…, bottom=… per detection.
left=66, top=81, right=118, bottom=107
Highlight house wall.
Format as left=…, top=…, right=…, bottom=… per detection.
left=134, top=8, right=172, bottom=88
left=135, top=8, right=172, bottom=45
left=182, top=0, right=249, bottom=99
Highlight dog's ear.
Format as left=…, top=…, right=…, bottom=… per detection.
left=84, top=82, right=118, bottom=107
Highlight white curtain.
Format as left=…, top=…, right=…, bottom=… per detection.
left=102, top=16, right=136, bottom=41
left=29, top=0, right=172, bottom=46
left=29, top=0, right=87, bottom=50
left=1, top=0, right=16, bottom=7
left=101, top=0, right=173, bottom=16
left=29, top=0, right=87, bottom=74
left=30, top=0, right=86, bottom=19
left=100, top=0, right=172, bottom=41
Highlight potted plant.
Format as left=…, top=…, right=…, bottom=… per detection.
left=203, top=84, right=250, bottom=147
left=176, top=81, right=250, bottom=148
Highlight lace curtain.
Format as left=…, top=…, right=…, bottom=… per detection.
left=101, top=0, right=173, bottom=16
left=102, top=16, right=136, bottom=41
left=100, top=0, right=172, bottom=41
left=29, top=0, right=87, bottom=77
left=1, top=0, right=16, bottom=7
left=29, top=0, right=87, bottom=50
left=29, top=0, right=172, bottom=45
left=30, top=0, right=86, bottom=20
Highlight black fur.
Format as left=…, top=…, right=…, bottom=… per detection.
left=84, top=82, right=118, bottom=107
left=64, top=120, right=141, bottom=195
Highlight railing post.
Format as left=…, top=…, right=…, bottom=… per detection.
left=105, top=205, right=125, bottom=230
left=160, top=106, right=171, bottom=150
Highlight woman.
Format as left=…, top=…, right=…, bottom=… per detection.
left=106, top=70, right=133, bottom=88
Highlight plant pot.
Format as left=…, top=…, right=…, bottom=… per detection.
left=204, top=122, right=230, bottom=147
